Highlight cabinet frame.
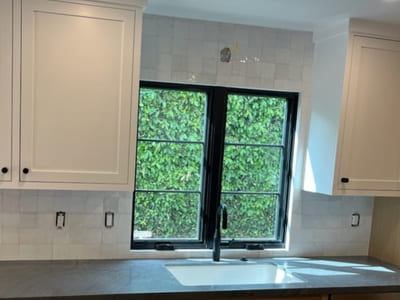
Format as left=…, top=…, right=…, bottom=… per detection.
left=0, top=0, right=13, bottom=182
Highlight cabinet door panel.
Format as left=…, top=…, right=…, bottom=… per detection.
left=337, top=36, right=400, bottom=191
left=20, top=0, right=135, bottom=184
left=0, top=0, right=13, bottom=182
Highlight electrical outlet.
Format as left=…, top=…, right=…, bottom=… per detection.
left=105, top=211, right=114, bottom=228
left=56, top=211, right=66, bottom=229
left=351, top=213, right=360, bottom=227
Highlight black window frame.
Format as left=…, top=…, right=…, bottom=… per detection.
left=131, top=81, right=298, bottom=250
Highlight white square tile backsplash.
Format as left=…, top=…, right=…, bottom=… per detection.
left=0, top=190, right=133, bottom=259
left=0, top=15, right=374, bottom=260
left=0, top=190, right=373, bottom=259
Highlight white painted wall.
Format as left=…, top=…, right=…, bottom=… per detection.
left=0, top=15, right=374, bottom=260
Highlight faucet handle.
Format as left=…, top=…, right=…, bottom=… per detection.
left=221, top=204, right=228, bottom=229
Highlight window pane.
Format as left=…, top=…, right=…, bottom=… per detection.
left=134, top=192, right=200, bottom=239
left=225, top=94, right=286, bottom=145
left=221, top=145, right=282, bottom=193
left=220, top=92, right=289, bottom=242
left=135, top=142, right=203, bottom=191
left=134, top=85, right=207, bottom=242
left=220, top=194, right=278, bottom=239
left=138, top=88, right=206, bottom=141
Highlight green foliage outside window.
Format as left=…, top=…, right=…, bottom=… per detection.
left=221, top=94, right=285, bottom=239
left=134, top=87, right=286, bottom=241
left=134, top=88, right=205, bottom=239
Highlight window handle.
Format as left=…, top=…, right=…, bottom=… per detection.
left=246, top=243, right=265, bottom=250
left=155, top=243, right=174, bottom=251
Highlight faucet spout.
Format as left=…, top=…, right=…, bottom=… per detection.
left=213, top=203, right=228, bottom=262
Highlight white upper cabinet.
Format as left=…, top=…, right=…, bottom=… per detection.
left=0, top=0, right=146, bottom=190
left=20, top=0, right=136, bottom=186
left=0, top=0, right=13, bottom=182
left=304, top=19, right=400, bottom=196
left=337, top=36, right=400, bottom=193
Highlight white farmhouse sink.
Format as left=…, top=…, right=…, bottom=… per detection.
left=166, top=263, right=303, bottom=286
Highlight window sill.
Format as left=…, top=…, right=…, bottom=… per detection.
left=128, top=248, right=288, bottom=259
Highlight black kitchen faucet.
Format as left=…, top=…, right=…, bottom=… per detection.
left=213, top=203, right=228, bottom=261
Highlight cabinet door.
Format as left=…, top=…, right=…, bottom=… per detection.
left=0, top=0, right=13, bottom=182
left=20, top=0, right=137, bottom=186
left=336, top=36, right=400, bottom=192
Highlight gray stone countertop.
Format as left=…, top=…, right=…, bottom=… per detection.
left=1, top=256, right=400, bottom=299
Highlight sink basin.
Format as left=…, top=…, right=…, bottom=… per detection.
left=166, top=262, right=303, bottom=286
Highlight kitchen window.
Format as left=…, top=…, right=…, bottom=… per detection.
left=132, top=81, right=298, bottom=250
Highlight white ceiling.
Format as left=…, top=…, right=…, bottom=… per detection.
left=144, top=0, right=400, bottom=31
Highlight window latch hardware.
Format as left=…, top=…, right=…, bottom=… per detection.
left=246, top=244, right=264, bottom=250
left=155, top=243, right=175, bottom=251
left=220, top=238, right=235, bottom=248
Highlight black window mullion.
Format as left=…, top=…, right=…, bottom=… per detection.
left=137, top=138, right=204, bottom=145
left=136, top=189, right=201, bottom=194
left=221, top=191, right=280, bottom=196
left=224, top=142, right=284, bottom=148
left=202, top=87, right=228, bottom=248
